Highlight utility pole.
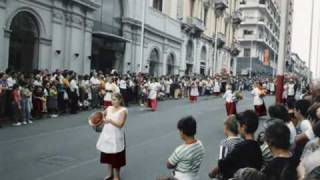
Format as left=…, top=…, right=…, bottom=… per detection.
left=316, top=6, right=320, bottom=78
left=307, top=0, right=315, bottom=83
left=249, top=40, right=253, bottom=79
left=213, top=16, right=219, bottom=76
left=139, top=0, right=146, bottom=73
left=276, top=0, right=289, bottom=104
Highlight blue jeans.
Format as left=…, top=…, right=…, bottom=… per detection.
left=21, top=98, right=32, bottom=121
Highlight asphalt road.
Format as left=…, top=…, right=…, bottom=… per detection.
left=0, top=92, right=274, bottom=180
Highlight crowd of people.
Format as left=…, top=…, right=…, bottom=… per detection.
left=88, top=77, right=319, bottom=180
left=1, top=68, right=317, bottom=180
left=80, top=67, right=319, bottom=180
left=0, top=68, right=285, bottom=127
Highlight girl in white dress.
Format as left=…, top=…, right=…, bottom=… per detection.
left=189, top=80, right=199, bottom=103
left=94, top=93, right=128, bottom=180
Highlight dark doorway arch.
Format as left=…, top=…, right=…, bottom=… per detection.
left=186, top=40, right=194, bottom=75
left=9, top=11, right=40, bottom=72
left=200, top=47, right=207, bottom=75
left=149, top=48, right=160, bottom=76
left=167, top=53, right=175, bottom=75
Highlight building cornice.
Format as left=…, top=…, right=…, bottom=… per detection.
left=122, top=17, right=184, bottom=44
left=72, top=0, right=100, bottom=10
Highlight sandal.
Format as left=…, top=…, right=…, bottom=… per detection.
left=104, top=175, right=113, bottom=180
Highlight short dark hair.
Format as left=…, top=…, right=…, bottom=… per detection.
left=313, top=121, right=320, bottom=138
left=236, top=110, right=259, bottom=134
left=268, top=105, right=290, bottom=122
left=265, top=122, right=290, bottom=150
left=308, top=103, right=320, bottom=123
left=225, top=115, right=239, bottom=135
left=177, top=116, right=197, bottom=137
left=295, top=100, right=311, bottom=118
left=233, top=168, right=266, bottom=180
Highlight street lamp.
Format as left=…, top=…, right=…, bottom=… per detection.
left=139, top=0, right=146, bottom=73
left=249, top=40, right=253, bottom=79
left=307, top=0, right=315, bottom=82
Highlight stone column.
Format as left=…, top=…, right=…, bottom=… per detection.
left=83, top=18, right=94, bottom=74
left=0, top=3, right=6, bottom=70
left=123, top=23, right=133, bottom=73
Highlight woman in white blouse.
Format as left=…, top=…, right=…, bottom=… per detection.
left=251, top=82, right=267, bottom=117
left=95, top=92, right=128, bottom=180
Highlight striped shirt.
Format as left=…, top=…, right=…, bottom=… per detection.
left=219, top=136, right=243, bottom=160
left=168, top=140, right=205, bottom=174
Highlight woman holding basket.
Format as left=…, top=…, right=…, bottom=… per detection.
left=89, top=92, right=128, bottom=180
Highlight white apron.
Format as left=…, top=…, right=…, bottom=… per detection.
left=96, top=107, right=127, bottom=153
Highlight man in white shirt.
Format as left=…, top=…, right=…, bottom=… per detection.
left=7, top=73, right=17, bottom=88
left=287, top=79, right=297, bottom=109
left=294, top=100, right=312, bottom=135
left=119, top=77, right=129, bottom=107
left=90, top=73, right=100, bottom=108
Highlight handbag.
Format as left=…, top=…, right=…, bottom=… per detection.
left=63, top=90, right=69, bottom=100
left=92, top=123, right=104, bottom=133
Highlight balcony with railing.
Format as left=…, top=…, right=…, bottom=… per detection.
left=213, top=32, right=226, bottom=48
left=231, top=41, right=240, bottom=56
left=181, top=16, right=205, bottom=37
left=239, top=0, right=280, bottom=27
left=146, top=7, right=182, bottom=39
left=93, top=21, right=122, bottom=36
left=232, top=10, right=243, bottom=25
left=214, top=0, right=228, bottom=12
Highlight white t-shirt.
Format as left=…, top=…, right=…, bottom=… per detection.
left=288, top=83, right=295, bottom=96
left=286, top=121, right=297, bottom=144
left=119, top=80, right=127, bottom=89
left=296, top=119, right=313, bottom=134
left=90, top=77, right=100, bottom=86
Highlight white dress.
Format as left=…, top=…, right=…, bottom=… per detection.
left=190, top=85, right=199, bottom=97
left=251, top=88, right=263, bottom=106
left=96, top=107, right=128, bottom=154
left=223, top=90, right=234, bottom=103
left=213, top=81, right=220, bottom=93
left=148, top=82, right=161, bottom=100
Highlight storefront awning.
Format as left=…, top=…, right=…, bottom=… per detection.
left=92, top=31, right=131, bottom=43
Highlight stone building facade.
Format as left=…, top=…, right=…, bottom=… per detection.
left=0, top=0, right=241, bottom=76
left=0, top=0, right=99, bottom=74
left=236, top=0, right=281, bottom=76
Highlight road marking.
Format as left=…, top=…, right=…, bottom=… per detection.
left=34, top=131, right=177, bottom=180
left=0, top=125, right=88, bottom=145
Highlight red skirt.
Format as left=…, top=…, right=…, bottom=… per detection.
left=225, top=102, right=237, bottom=115
left=103, top=101, right=112, bottom=109
left=189, top=96, right=198, bottom=102
left=100, top=149, right=126, bottom=168
left=213, top=92, right=220, bottom=96
left=255, top=104, right=267, bottom=117
left=148, top=99, right=157, bottom=111
left=32, top=99, right=43, bottom=114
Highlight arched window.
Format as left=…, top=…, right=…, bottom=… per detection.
left=9, top=11, right=40, bottom=72
left=149, top=49, right=160, bottom=76
left=200, top=47, right=207, bottom=75
left=153, top=0, right=163, bottom=11
left=201, top=47, right=207, bottom=62
left=167, top=54, right=175, bottom=75
left=186, top=40, right=194, bottom=63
